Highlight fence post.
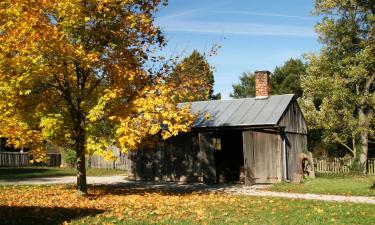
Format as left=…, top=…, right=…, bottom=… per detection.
left=314, top=157, right=375, bottom=175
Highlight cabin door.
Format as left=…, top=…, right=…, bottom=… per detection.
left=243, top=130, right=281, bottom=185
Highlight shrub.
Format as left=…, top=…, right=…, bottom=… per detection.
left=348, top=160, right=365, bottom=175
left=62, top=148, right=76, bottom=168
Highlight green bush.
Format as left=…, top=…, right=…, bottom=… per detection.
left=63, top=148, right=76, bottom=168
left=348, top=160, right=366, bottom=175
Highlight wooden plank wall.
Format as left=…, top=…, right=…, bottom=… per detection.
left=129, top=132, right=213, bottom=183
left=278, top=100, right=307, bottom=134
left=243, top=131, right=255, bottom=185
left=242, top=130, right=281, bottom=185
left=285, top=133, right=306, bottom=180
left=198, top=132, right=216, bottom=183
left=253, top=131, right=281, bottom=183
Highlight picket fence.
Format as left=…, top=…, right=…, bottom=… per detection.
left=0, top=151, right=128, bottom=170
left=0, top=152, right=61, bottom=167
left=315, top=157, right=375, bottom=175
left=86, top=154, right=128, bottom=170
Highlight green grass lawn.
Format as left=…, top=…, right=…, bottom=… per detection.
left=0, top=167, right=126, bottom=180
left=0, top=185, right=374, bottom=225
left=270, top=173, right=375, bottom=197
left=75, top=196, right=375, bottom=225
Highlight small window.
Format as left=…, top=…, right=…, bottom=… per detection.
left=213, top=138, right=221, bottom=151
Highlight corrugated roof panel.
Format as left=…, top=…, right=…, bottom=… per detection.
left=225, top=99, right=253, bottom=125
left=207, top=100, right=237, bottom=126
left=248, top=95, right=285, bottom=125
left=240, top=98, right=269, bottom=125
left=183, top=94, right=294, bottom=128
left=223, top=99, right=256, bottom=126
left=266, top=95, right=293, bottom=123
left=215, top=100, right=247, bottom=126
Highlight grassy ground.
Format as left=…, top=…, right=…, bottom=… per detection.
left=0, top=185, right=374, bottom=225
left=270, top=173, right=375, bottom=197
left=0, top=167, right=125, bottom=180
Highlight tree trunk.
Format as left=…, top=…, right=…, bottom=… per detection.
left=75, top=126, right=88, bottom=196
left=359, top=108, right=369, bottom=174
left=352, top=137, right=357, bottom=160
left=359, top=130, right=368, bottom=174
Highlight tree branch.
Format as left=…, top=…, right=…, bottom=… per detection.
left=338, top=140, right=355, bottom=155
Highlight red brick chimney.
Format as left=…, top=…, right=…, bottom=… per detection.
left=255, top=70, right=271, bottom=98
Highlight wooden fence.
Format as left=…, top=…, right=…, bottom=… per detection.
left=315, top=157, right=375, bottom=175
left=86, top=154, right=128, bottom=170
left=0, top=151, right=128, bottom=170
left=0, top=152, right=61, bottom=167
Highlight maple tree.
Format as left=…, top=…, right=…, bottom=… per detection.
left=0, top=0, right=195, bottom=195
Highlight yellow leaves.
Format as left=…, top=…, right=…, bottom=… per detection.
left=19, top=89, right=32, bottom=96
left=0, top=185, right=230, bottom=222
left=127, top=14, right=137, bottom=28
left=87, top=101, right=106, bottom=123
left=87, top=89, right=120, bottom=122
left=3, top=184, right=373, bottom=224
left=39, top=114, right=63, bottom=139
left=204, top=112, right=211, bottom=121
left=86, top=136, right=111, bottom=156
left=313, top=206, right=324, bottom=214
left=0, top=0, right=192, bottom=167
left=114, top=80, right=195, bottom=152
left=29, top=146, right=48, bottom=163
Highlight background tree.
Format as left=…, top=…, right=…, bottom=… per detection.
left=169, top=50, right=220, bottom=101
left=230, top=72, right=256, bottom=98
left=230, top=58, right=306, bottom=98
left=300, top=0, right=374, bottom=172
left=271, top=58, right=306, bottom=97
left=0, top=0, right=195, bottom=195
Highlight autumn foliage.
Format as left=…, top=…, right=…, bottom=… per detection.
left=0, top=0, right=196, bottom=194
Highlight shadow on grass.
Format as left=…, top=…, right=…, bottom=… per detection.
left=0, top=205, right=103, bottom=225
left=87, top=181, right=242, bottom=198
left=0, top=168, right=73, bottom=180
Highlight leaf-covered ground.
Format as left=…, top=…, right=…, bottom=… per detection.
left=270, top=174, right=375, bottom=197
left=0, top=185, right=375, bottom=225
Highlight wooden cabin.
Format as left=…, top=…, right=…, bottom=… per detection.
left=128, top=71, right=308, bottom=185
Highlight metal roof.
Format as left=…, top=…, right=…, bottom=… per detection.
left=180, top=94, right=295, bottom=128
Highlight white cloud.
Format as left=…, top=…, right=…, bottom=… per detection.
left=156, top=19, right=316, bottom=37
left=157, top=6, right=316, bottom=38
left=209, top=10, right=315, bottom=21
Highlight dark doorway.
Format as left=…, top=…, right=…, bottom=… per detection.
left=213, top=130, right=244, bottom=183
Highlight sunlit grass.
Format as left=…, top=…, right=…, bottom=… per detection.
left=270, top=173, right=375, bottom=197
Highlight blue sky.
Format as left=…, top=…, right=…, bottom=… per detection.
left=155, top=0, right=321, bottom=99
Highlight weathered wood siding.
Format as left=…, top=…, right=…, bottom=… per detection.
left=278, top=99, right=307, bottom=134
left=198, top=132, right=216, bottom=183
left=285, top=133, right=306, bottom=180
left=243, top=130, right=281, bottom=185
left=0, top=152, right=61, bottom=167
left=129, top=132, right=215, bottom=183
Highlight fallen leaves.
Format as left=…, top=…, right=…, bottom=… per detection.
left=1, top=185, right=375, bottom=224
left=0, top=185, right=238, bottom=224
